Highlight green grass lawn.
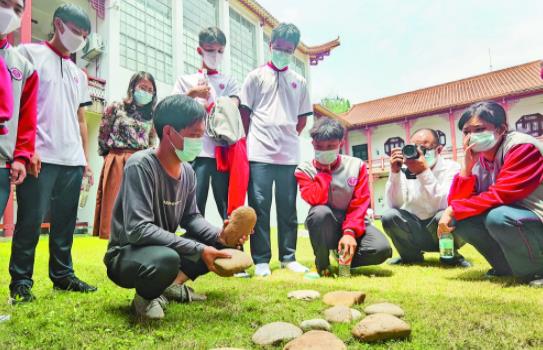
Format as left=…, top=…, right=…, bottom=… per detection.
left=0, top=223, right=542, bottom=349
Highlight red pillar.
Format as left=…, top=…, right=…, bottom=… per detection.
left=449, top=111, right=457, bottom=161
left=404, top=119, right=411, bottom=142
left=365, top=127, right=375, bottom=211
left=3, top=2, right=32, bottom=237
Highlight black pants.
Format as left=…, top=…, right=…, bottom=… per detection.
left=248, top=162, right=298, bottom=264
left=306, top=205, right=392, bottom=271
left=9, top=163, right=84, bottom=288
left=105, top=231, right=223, bottom=300
left=381, top=208, right=465, bottom=262
left=454, top=205, right=543, bottom=278
left=0, top=168, right=11, bottom=218
left=192, top=157, right=229, bottom=220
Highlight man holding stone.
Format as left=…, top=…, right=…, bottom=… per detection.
left=104, top=95, right=250, bottom=320
left=382, top=128, right=470, bottom=267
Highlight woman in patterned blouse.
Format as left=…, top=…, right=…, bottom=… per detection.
left=93, top=71, right=157, bottom=239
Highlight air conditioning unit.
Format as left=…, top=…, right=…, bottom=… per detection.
left=82, top=33, right=104, bottom=61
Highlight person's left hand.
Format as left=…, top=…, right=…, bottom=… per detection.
left=218, top=219, right=252, bottom=248
left=404, top=146, right=428, bottom=175
left=84, top=164, right=94, bottom=187
left=437, top=206, right=456, bottom=237
left=338, top=234, right=357, bottom=259
left=10, top=160, right=26, bottom=185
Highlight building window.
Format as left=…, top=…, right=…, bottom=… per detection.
left=120, top=0, right=173, bottom=84
left=229, top=9, right=256, bottom=85
left=292, top=56, right=307, bottom=78
left=516, top=114, right=543, bottom=137
left=384, top=137, right=405, bottom=156
left=263, top=33, right=271, bottom=64
left=352, top=144, right=369, bottom=161
left=436, top=130, right=446, bottom=146
left=183, top=0, right=219, bottom=74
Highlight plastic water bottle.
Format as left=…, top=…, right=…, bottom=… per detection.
left=439, top=233, right=455, bottom=259
left=79, top=176, right=90, bottom=208
left=338, top=250, right=352, bottom=278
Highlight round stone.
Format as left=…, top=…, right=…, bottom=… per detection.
left=299, top=319, right=332, bottom=332
left=352, top=313, right=411, bottom=343
left=287, top=290, right=321, bottom=301
left=322, top=291, right=365, bottom=306
left=252, top=322, right=303, bottom=346
left=364, top=302, right=405, bottom=318
left=283, top=330, right=346, bottom=350
left=213, top=249, right=253, bottom=277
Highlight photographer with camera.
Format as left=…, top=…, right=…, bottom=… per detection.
left=382, top=128, right=470, bottom=267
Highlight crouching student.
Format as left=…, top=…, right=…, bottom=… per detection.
left=439, top=101, right=543, bottom=287
left=104, top=95, right=250, bottom=320
left=295, top=118, right=392, bottom=276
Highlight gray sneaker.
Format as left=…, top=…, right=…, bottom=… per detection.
left=162, top=283, right=207, bottom=303
left=131, top=294, right=165, bottom=320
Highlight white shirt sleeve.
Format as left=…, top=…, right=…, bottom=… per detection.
left=417, top=159, right=460, bottom=210
left=79, top=71, right=92, bottom=106
left=298, top=79, right=313, bottom=117
left=239, top=73, right=255, bottom=111
left=224, top=76, right=240, bottom=97
left=385, top=171, right=405, bottom=209
left=171, top=77, right=187, bottom=95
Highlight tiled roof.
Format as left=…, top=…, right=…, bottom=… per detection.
left=340, top=60, right=543, bottom=128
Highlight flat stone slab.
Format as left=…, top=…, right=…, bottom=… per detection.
left=323, top=291, right=365, bottom=306
left=252, top=322, right=303, bottom=346
left=283, top=330, right=346, bottom=350
left=364, top=303, right=405, bottom=318
left=214, top=249, right=253, bottom=277
left=287, top=290, right=321, bottom=301
left=299, top=319, right=331, bottom=332
left=352, top=313, right=411, bottom=342
left=324, top=305, right=362, bottom=323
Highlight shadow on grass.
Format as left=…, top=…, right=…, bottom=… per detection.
left=351, top=266, right=394, bottom=278
left=451, top=269, right=519, bottom=287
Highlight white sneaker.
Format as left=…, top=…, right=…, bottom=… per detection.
left=281, top=261, right=310, bottom=273
left=233, top=271, right=251, bottom=278
left=255, top=263, right=271, bottom=277
left=131, top=294, right=165, bottom=320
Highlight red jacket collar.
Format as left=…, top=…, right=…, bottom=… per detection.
left=314, top=155, right=342, bottom=171
left=267, top=61, right=288, bottom=72
left=44, top=41, right=71, bottom=59
left=0, top=38, right=9, bottom=49
left=199, top=68, right=219, bottom=76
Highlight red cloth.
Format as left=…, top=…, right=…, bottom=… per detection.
left=215, top=137, right=249, bottom=215
left=13, top=71, right=38, bottom=165
left=295, top=162, right=371, bottom=238
left=449, top=144, right=543, bottom=220
left=0, top=56, right=13, bottom=125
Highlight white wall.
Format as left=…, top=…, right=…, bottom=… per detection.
left=370, top=123, right=406, bottom=159
left=508, top=94, right=543, bottom=127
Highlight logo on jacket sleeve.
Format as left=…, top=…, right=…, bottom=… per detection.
left=9, top=67, right=23, bottom=81
left=347, top=176, right=358, bottom=187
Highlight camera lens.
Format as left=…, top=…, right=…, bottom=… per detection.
left=402, top=144, right=419, bottom=160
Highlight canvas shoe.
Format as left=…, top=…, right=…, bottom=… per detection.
left=131, top=294, right=165, bottom=320
left=162, top=283, right=206, bottom=303
left=254, top=263, right=271, bottom=277
left=281, top=261, right=309, bottom=273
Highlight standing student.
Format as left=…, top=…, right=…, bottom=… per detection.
left=93, top=71, right=157, bottom=240
left=296, top=118, right=392, bottom=276
left=9, top=3, right=96, bottom=303
left=0, top=0, right=38, bottom=217
left=104, top=94, right=250, bottom=320
left=240, top=23, right=312, bottom=276
left=172, top=27, right=240, bottom=220
left=439, top=101, right=543, bottom=287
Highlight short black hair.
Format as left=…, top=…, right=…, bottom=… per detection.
left=153, top=95, right=206, bottom=139
left=310, top=117, right=345, bottom=141
left=199, top=27, right=226, bottom=46
left=458, top=101, right=507, bottom=130
left=53, top=4, right=91, bottom=33
left=411, top=128, right=440, bottom=146
left=271, top=23, right=301, bottom=47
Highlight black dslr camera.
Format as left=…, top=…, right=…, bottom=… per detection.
left=400, top=144, right=426, bottom=179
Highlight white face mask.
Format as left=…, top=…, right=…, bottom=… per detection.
left=58, top=21, right=86, bottom=53
left=201, top=49, right=223, bottom=70
left=0, top=6, right=21, bottom=35
left=315, top=149, right=339, bottom=165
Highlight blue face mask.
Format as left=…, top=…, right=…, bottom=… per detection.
left=271, top=49, right=292, bottom=70
left=133, top=89, right=153, bottom=106
left=315, top=149, right=339, bottom=165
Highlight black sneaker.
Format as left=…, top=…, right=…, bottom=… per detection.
left=485, top=268, right=509, bottom=279
left=440, top=256, right=472, bottom=268
left=53, top=276, right=97, bottom=293
left=9, top=284, right=36, bottom=304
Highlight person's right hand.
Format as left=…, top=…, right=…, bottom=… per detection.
left=461, top=136, right=477, bottom=177
left=188, top=85, right=211, bottom=100
left=27, top=154, right=41, bottom=178
left=390, top=148, right=404, bottom=173
left=201, top=246, right=232, bottom=274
